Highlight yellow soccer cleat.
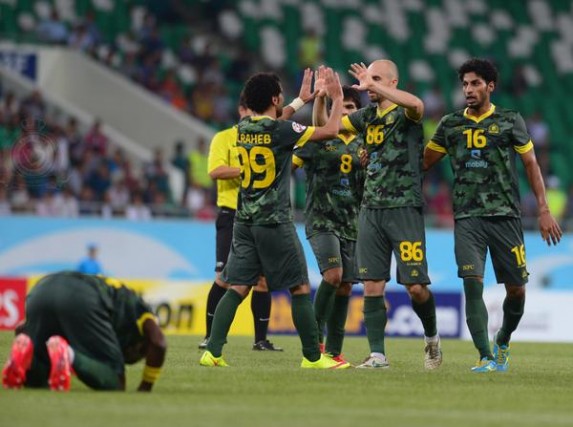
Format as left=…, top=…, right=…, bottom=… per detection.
left=301, top=353, right=350, bottom=369
left=199, top=351, right=230, bottom=367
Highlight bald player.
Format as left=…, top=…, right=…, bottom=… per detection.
left=338, top=60, right=442, bottom=369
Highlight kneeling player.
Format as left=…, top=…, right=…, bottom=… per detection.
left=2, top=271, right=166, bottom=391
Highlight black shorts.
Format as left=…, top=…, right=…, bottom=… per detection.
left=215, top=207, right=235, bottom=272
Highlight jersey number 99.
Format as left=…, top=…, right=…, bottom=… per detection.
left=237, top=146, right=276, bottom=189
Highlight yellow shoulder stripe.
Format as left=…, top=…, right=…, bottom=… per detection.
left=426, top=141, right=447, bottom=154
left=295, top=126, right=316, bottom=148
left=136, top=312, right=157, bottom=335
left=341, top=116, right=357, bottom=134
left=292, top=155, right=304, bottom=167
left=514, top=140, right=533, bottom=154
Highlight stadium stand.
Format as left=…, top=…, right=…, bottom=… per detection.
left=1, top=0, right=572, bottom=228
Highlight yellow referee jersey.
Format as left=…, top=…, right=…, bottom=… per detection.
left=207, top=126, right=240, bottom=209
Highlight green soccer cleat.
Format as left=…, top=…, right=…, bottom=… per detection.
left=356, top=354, right=390, bottom=369
left=199, top=351, right=229, bottom=367
left=471, top=357, right=497, bottom=373
left=300, top=354, right=350, bottom=369
left=493, top=332, right=510, bottom=372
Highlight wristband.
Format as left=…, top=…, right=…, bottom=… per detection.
left=142, top=365, right=162, bottom=383
left=288, top=97, right=305, bottom=112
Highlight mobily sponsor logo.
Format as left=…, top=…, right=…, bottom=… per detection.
left=465, top=149, right=488, bottom=168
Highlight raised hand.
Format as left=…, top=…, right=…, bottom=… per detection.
left=324, top=68, right=343, bottom=100
left=539, top=210, right=562, bottom=246
left=349, top=62, right=373, bottom=91
left=314, top=65, right=327, bottom=98
left=298, top=68, right=318, bottom=103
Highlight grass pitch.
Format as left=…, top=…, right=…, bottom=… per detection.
left=0, top=332, right=572, bottom=427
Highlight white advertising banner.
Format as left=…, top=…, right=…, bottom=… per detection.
left=461, top=289, right=573, bottom=343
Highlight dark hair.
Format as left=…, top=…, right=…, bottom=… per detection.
left=238, top=91, right=248, bottom=109
left=342, top=85, right=362, bottom=109
left=242, top=72, right=282, bottom=114
left=458, top=58, right=498, bottom=85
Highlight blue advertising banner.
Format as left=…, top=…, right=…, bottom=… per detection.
left=0, top=217, right=571, bottom=291
left=270, top=289, right=463, bottom=338
left=0, top=51, right=37, bottom=80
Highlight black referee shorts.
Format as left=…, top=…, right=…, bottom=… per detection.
left=215, top=207, right=236, bottom=272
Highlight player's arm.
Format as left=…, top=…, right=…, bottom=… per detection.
left=311, top=65, right=329, bottom=127
left=209, top=165, right=240, bottom=179
left=423, top=118, right=447, bottom=171
left=280, top=68, right=318, bottom=120
left=308, top=68, right=343, bottom=141
left=137, top=317, right=167, bottom=392
left=349, top=62, right=424, bottom=121
left=520, top=149, right=562, bottom=246
left=423, top=145, right=446, bottom=171
left=208, top=130, right=241, bottom=180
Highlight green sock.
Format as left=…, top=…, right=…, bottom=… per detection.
left=325, top=295, right=350, bottom=357
left=206, top=289, right=243, bottom=357
left=291, top=294, right=320, bottom=362
left=363, top=296, right=387, bottom=354
left=73, top=351, right=122, bottom=390
left=463, top=278, right=492, bottom=359
left=411, top=291, right=438, bottom=337
left=497, top=294, right=525, bottom=345
left=314, top=279, right=337, bottom=343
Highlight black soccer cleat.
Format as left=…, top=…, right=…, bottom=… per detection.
left=252, top=340, right=283, bottom=351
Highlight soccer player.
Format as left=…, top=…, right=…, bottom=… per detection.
left=292, top=81, right=365, bottom=367
left=2, top=271, right=166, bottom=391
left=424, top=58, right=562, bottom=372
left=342, top=60, right=442, bottom=369
left=199, top=67, right=349, bottom=369
left=202, top=96, right=282, bottom=352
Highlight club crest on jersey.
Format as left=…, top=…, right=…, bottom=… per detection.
left=324, top=141, right=337, bottom=152
left=488, top=123, right=500, bottom=134
left=385, top=114, right=395, bottom=125
left=292, top=122, right=307, bottom=133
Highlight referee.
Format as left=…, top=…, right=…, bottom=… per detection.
left=200, top=97, right=282, bottom=352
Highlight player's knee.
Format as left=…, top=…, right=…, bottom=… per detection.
left=506, top=285, right=525, bottom=300
left=406, top=284, right=427, bottom=301
left=337, top=282, right=352, bottom=296
left=290, top=283, right=311, bottom=295
left=323, top=268, right=342, bottom=287
left=363, top=280, right=385, bottom=296
left=253, top=276, right=268, bottom=292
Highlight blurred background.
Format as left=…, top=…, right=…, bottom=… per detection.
left=0, top=0, right=572, bottom=227
left=0, top=0, right=572, bottom=340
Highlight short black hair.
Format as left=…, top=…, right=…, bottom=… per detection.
left=458, top=58, right=498, bottom=85
left=238, top=91, right=248, bottom=109
left=242, top=72, right=282, bottom=114
left=342, top=85, right=362, bottom=109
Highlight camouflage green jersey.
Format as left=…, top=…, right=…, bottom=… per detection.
left=342, top=104, right=424, bottom=209
left=90, top=274, right=155, bottom=354
left=427, top=104, right=533, bottom=219
left=235, top=116, right=315, bottom=225
left=293, top=133, right=365, bottom=240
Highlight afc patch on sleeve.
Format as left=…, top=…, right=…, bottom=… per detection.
left=292, top=122, right=307, bottom=133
